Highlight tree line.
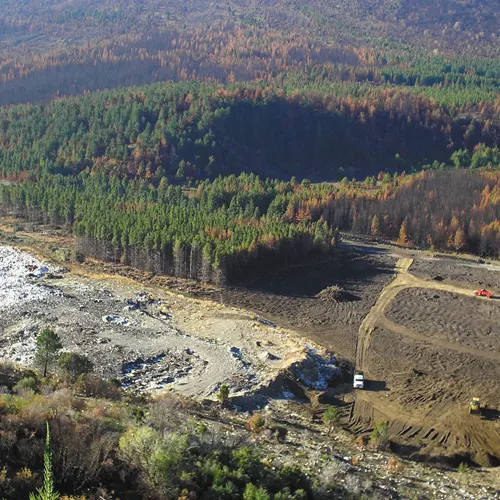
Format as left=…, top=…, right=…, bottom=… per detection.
left=269, top=165, right=500, bottom=258
left=2, top=163, right=500, bottom=283
left=0, top=173, right=337, bottom=284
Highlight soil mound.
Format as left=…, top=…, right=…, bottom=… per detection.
left=316, top=285, right=352, bottom=302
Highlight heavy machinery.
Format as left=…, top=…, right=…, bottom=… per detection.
left=353, top=370, right=365, bottom=389
left=469, top=398, right=481, bottom=415
left=474, top=289, right=493, bottom=298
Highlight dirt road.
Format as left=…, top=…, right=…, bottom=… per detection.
left=356, top=257, right=500, bottom=367
left=353, top=253, right=500, bottom=464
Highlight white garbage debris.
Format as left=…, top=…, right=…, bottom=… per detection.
left=102, top=315, right=130, bottom=326
left=0, top=246, right=60, bottom=311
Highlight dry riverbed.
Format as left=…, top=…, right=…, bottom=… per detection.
left=0, top=245, right=330, bottom=399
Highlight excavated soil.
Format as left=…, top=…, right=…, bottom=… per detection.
left=388, top=288, right=500, bottom=352
left=358, top=326, right=500, bottom=465
left=411, top=256, right=500, bottom=290
left=209, top=251, right=396, bottom=360
left=209, top=245, right=500, bottom=463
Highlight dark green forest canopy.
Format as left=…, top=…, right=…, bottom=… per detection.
left=0, top=79, right=499, bottom=281
left=2, top=166, right=500, bottom=285
left=0, top=172, right=338, bottom=283
left=0, top=81, right=499, bottom=184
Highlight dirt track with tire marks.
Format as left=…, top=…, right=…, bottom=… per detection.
left=352, top=253, right=500, bottom=465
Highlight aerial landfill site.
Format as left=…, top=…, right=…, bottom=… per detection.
left=0, top=245, right=334, bottom=399
left=1, top=0, right=500, bottom=497
left=1, top=224, right=500, bottom=498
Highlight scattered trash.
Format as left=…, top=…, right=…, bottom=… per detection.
left=0, top=247, right=61, bottom=311
left=292, top=346, right=339, bottom=390
left=37, top=266, right=49, bottom=278
left=259, top=318, right=276, bottom=327
left=102, top=315, right=129, bottom=326
left=259, top=351, right=280, bottom=361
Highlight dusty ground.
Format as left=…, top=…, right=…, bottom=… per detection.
left=208, top=251, right=396, bottom=361
left=348, top=246, right=500, bottom=466
left=0, top=245, right=328, bottom=399
left=388, top=288, right=500, bottom=352
left=411, top=255, right=500, bottom=290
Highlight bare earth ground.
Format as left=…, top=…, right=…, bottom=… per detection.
left=388, top=289, right=500, bottom=352
left=209, top=251, right=396, bottom=361
left=1, top=222, right=500, bottom=469
left=350, top=248, right=500, bottom=466
left=0, top=245, right=318, bottom=400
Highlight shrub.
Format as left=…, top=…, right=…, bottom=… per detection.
left=232, top=446, right=261, bottom=476
left=49, top=417, right=119, bottom=491
left=386, top=457, right=405, bottom=474
left=457, top=462, right=469, bottom=474
left=217, top=384, right=230, bottom=406
left=323, top=406, right=340, bottom=435
left=357, top=436, right=368, bottom=448
left=243, top=483, right=270, bottom=500
left=269, top=425, right=287, bottom=443
left=58, top=353, right=93, bottom=381
left=246, top=413, right=266, bottom=435
left=369, top=422, right=389, bottom=450
left=119, top=427, right=187, bottom=496
left=15, top=377, right=38, bottom=392
left=22, top=370, right=39, bottom=381
left=74, top=375, right=121, bottom=400
left=11, top=468, right=39, bottom=498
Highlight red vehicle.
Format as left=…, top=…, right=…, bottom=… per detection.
left=474, top=289, right=494, bottom=298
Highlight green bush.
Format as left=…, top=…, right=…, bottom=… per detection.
left=58, top=352, right=93, bottom=380
left=370, top=422, right=389, bottom=450
left=323, top=406, right=340, bottom=435
left=217, top=384, right=230, bottom=405
left=15, top=377, right=37, bottom=392
left=243, top=483, right=270, bottom=500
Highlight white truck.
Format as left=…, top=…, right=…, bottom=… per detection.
left=353, top=370, right=365, bottom=389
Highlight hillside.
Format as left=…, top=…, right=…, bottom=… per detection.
left=0, top=1, right=499, bottom=106
left=2, top=0, right=499, bottom=53
left=0, top=2, right=500, bottom=498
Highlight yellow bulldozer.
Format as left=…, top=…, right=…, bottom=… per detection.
left=469, top=398, right=483, bottom=415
